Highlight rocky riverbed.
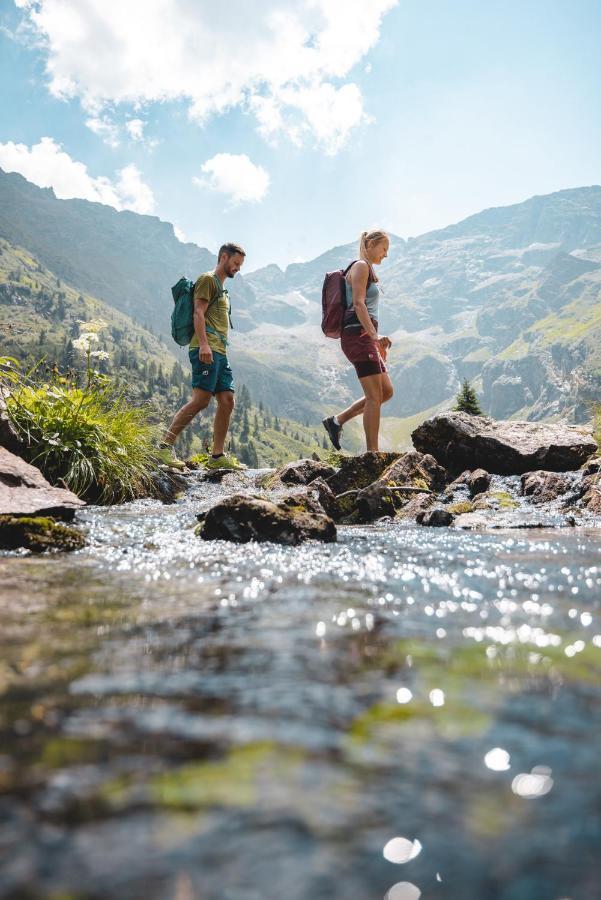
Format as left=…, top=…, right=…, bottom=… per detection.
left=1, top=412, right=600, bottom=899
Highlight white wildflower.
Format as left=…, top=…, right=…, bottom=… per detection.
left=72, top=332, right=99, bottom=352
left=90, top=350, right=110, bottom=360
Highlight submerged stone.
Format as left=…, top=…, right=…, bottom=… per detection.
left=0, top=515, right=86, bottom=552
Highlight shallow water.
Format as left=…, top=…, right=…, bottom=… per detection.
left=1, top=472, right=600, bottom=900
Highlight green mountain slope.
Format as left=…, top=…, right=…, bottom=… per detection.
left=0, top=239, right=328, bottom=466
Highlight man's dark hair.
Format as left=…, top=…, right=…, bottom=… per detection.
left=218, top=242, right=246, bottom=260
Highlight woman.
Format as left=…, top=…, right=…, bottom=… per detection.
left=323, top=229, right=393, bottom=452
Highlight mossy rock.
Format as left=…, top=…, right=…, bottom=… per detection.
left=0, top=515, right=86, bottom=552
left=472, top=490, right=519, bottom=511
left=447, top=500, right=475, bottom=515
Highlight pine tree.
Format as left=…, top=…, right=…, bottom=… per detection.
left=453, top=379, right=483, bottom=416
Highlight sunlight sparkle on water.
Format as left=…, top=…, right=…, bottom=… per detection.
left=484, top=748, right=511, bottom=771
left=383, top=837, right=422, bottom=863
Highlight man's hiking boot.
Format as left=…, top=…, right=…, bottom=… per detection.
left=322, top=416, right=343, bottom=451
left=156, top=444, right=186, bottom=470
left=206, top=453, right=247, bottom=471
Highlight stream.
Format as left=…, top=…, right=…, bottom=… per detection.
left=1, top=471, right=600, bottom=900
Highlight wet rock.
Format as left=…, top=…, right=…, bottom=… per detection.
left=0, top=446, right=85, bottom=519
left=581, top=457, right=601, bottom=476
left=521, top=470, right=573, bottom=504
left=198, top=494, right=336, bottom=544
left=354, top=451, right=445, bottom=522
left=0, top=515, right=86, bottom=552
left=261, top=458, right=337, bottom=489
left=149, top=468, right=191, bottom=502
left=578, top=473, right=601, bottom=515
left=411, top=412, right=596, bottom=475
left=468, top=468, right=491, bottom=497
left=472, top=489, right=519, bottom=511
left=325, top=452, right=400, bottom=495
left=306, top=477, right=339, bottom=519
left=416, top=506, right=454, bottom=527
left=396, top=492, right=435, bottom=521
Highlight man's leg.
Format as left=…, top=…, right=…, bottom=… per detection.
left=163, top=388, right=212, bottom=445
left=212, top=391, right=235, bottom=455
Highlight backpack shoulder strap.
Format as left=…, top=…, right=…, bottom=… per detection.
left=344, top=259, right=375, bottom=283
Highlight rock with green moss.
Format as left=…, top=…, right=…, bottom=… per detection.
left=197, top=493, right=336, bottom=544
left=0, top=515, right=86, bottom=552
left=325, top=451, right=400, bottom=495
left=472, top=490, right=519, bottom=511
left=354, top=451, right=446, bottom=522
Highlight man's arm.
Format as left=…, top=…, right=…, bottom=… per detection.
left=194, top=297, right=213, bottom=364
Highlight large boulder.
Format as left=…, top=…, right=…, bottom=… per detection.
left=0, top=447, right=85, bottom=519
left=412, top=412, right=596, bottom=475
left=197, top=493, right=336, bottom=544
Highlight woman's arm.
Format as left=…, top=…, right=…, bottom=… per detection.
left=349, top=261, right=377, bottom=340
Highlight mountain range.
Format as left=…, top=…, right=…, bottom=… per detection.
left=1, top=168, right=600, bottom=449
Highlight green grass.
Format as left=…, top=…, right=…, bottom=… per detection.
left=3, top=359, right=162, bottom=503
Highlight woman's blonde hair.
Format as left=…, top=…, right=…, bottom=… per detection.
left=359, top=229, right=388, bottom=282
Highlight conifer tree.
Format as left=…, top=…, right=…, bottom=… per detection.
left=453, top=379, right=483, bottom=416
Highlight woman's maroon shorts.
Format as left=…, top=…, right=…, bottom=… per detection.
left=340, top=321, right=387, bottom=378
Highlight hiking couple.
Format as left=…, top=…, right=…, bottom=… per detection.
left=160, top=229, right=392, bottom=468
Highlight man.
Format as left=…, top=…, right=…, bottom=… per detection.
left=160, top=242, right=246, bottom=469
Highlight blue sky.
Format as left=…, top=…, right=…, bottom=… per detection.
left=1, top=0, right=600, bottom=270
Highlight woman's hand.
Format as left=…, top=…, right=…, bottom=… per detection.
left=378, top=336, right=392, bottom=351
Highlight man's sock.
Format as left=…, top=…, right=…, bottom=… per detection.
left=333, top=416, right=341, bottom=427
left=211, top=453, right=225, bottom=459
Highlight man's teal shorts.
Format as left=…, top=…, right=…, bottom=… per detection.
left=189, top=349, right=235, bottom=394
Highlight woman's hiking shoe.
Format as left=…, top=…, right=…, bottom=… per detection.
left=206, top=453, right=247, bottom=471
left=322, top=416, right=342, bottom=450
left=156, top=445, right=186, bottom=470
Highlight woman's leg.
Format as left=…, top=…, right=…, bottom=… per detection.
left=359, top=374, right=385, bottom=451
left=338, top=372, right=393, bottom=426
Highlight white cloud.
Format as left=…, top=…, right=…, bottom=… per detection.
left=0, top=137, right=156, bottom=214
left=126, top=118, right=144, bottom=140
left=15, top=0, right=398, bottom=153
left=85, top=115, right=120, bottom=147
left=194, top=154, right=270, bottom=205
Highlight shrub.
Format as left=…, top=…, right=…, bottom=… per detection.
left=2, top=356, right=162, bottom=504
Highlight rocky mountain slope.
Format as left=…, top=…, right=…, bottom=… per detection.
left=2, top=168, right=600, bottom=437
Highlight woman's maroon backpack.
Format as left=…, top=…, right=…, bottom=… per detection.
left=321, top=260, right=373, bottom=338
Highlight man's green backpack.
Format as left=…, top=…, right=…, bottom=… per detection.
left=170, top=275, right=223, bottom=346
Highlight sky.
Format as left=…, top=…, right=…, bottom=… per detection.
left=0, top=0, right=600, bottom=271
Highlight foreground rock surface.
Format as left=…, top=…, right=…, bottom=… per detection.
left=412, top=412, right=597, bottom=475
left=0, top=515, right=86, bottom=552
left=355, top=451, right=446, bottom=522
left=0, top=447, right=85, bottom=519
left=198, top=494, right=336, bottom=544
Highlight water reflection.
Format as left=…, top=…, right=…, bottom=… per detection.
left=0, top=476, right=599, bottom=898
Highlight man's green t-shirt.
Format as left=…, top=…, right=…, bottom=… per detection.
left=189, top=272, right=230, bottom=354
